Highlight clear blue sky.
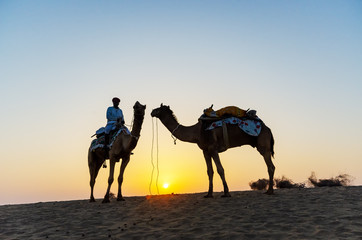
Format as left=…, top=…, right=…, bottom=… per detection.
left=1, top=0, right=361, bottom=205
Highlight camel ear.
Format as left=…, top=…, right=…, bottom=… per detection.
left=161, top=103, right=163, bottom=107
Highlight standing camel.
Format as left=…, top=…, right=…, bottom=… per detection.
left=88, top=101, right=146, bottom=203
left=151, top=104, right=275, bottom=197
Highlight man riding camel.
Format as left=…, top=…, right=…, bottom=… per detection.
left=104, top=97, right=124, bottom=150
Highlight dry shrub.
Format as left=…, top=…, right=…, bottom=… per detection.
left=249, top=178, right=269, bottom=190
left=274, top=176, right=305, bottom=189
left=109, top=192, right=116, bottom=199
left=308, top=172, right=353, bottom=187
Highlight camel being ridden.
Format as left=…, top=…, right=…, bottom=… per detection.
left=151, top=104, right=275, bottom=197
left=88, top=101, right=146, bottom=203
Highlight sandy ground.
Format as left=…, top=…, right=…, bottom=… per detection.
left=1, top=186, right=361, bottom=240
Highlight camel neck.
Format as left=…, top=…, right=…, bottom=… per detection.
left=173, top=124, right=200, bottom=143
left=131, top=114, right=144, bottom=137
left=158, top=114, right=200, bottom=143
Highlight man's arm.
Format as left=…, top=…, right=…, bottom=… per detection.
left=119, top=109, right=125, bottom=125
left=106, top=107, right=112, bottom=121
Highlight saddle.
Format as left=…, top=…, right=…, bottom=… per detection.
left=199, top=105, right=261, bottom=150
left=90, top=126, right=130, bottom=152
left=199, top=105, right=259, bottom=122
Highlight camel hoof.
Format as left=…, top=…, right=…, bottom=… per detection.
left=221, top=193, right=231, bottom=198
left=264, top=190, right=274, bottom=195
left=102, top=198, right=110, bottom=203
left=117, top=197, right=125, bottom=201
left=204, top=194, right=213, bottom=198
left=89, top=198, right=96, bottom=203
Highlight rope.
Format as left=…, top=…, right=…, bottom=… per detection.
left=149, top=118, right=155, bottom=195
left=149, top=117, right=160, bottom=195
left=124, top=114, right=134, bottom=130
left=171, top=124, right=180, bottom=145
left=155, top=119, right=160, bottom=195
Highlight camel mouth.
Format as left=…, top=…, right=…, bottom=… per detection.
left=150, top=109, right=158, bottom=117
left=134, top=101, right=146, bottom=111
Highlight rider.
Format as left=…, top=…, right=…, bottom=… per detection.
left=104, top=97, right=124, bottom=149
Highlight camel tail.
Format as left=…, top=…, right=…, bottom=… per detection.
left=88, top=148, right=94, bottom=168
left=270, top=130, right=275, bottom=158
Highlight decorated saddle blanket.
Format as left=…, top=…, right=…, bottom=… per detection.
left=90, top=127, right=130, bottom=151
left=205, top=117, right=262, bottom=136
left=204, top=106, right=247, bottom=118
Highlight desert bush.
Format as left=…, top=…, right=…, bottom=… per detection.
left=308, top=172, right=353, bottom=187
left=249, top=178, right=269, bottom=190
left=109, top=192, right=116, bottom=199
left=274, top=176, right=305, bottom=189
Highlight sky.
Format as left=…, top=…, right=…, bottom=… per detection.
left=0, top=0, right=361, bottom=205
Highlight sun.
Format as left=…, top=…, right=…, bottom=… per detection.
left=163, top=183, right=170, bottom=189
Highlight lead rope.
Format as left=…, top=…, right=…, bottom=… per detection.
left=171, top=124, right=180, bottom=145
left=149, top=118, right=160, bottom=195
left=155, top=119, right=160, bottom=195
left=149, top=118, right=155, bottom=195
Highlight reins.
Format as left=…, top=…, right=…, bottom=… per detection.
left=171, top=124, right=180, bottom=145
left=127, top=112, right=144, bottom=140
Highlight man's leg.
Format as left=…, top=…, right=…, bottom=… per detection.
left=104, top=123, right=113, bottom=150
left=104, top=133, right=110, bottom=150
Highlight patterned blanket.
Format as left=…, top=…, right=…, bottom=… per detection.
left=205, top=117, right=262, bottom=136
left=90, top=127, right=130, bottom=151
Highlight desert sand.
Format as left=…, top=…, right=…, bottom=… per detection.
left=1, top=186, right=361, bottom=239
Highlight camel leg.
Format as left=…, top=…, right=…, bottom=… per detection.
left=211, top=152, right=231, bottom=197
left=102, top=159, right=116, bottom=203
left=257, top=128, right=275, bottom=194
left=117, top=155, right=130, bottom=201
left=89, top=161, right=102, bottom=202
left=263, top=153, right=275, bottom=194
left=203, top=150, right=214, bottom=198
left=89, top=151, right=104, bottom=202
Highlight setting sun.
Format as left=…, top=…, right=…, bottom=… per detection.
left=163, top=183, right=170, bottom=189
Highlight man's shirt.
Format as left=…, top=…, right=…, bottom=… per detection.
left=106, top=106, right=124, bottom=123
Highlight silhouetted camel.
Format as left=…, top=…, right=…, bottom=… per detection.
left=151, top=104, right=275, bottom=197
left=88, top=101, right=146, bottom=203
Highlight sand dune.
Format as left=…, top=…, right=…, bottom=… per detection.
left=1, top=186, right=362, bottom=239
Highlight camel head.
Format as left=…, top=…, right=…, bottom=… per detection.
left=151, top=103, right=171, bottom=118
left=133, top=101, right=146, bottom=116
left=151, top=104, right=179, bottom=124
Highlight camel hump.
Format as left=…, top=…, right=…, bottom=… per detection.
left=203, top=106, right=248, bottom=118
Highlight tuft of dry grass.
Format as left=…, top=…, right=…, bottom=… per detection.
left=249, top=178, right=269, bottom=190
left=249, top=172, right=354, bottom=191
left=308, top=172, right=353, bottom=187
left=109, top=192, right=116, bottom=199
left=274, top=176, right=305, bottom=189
